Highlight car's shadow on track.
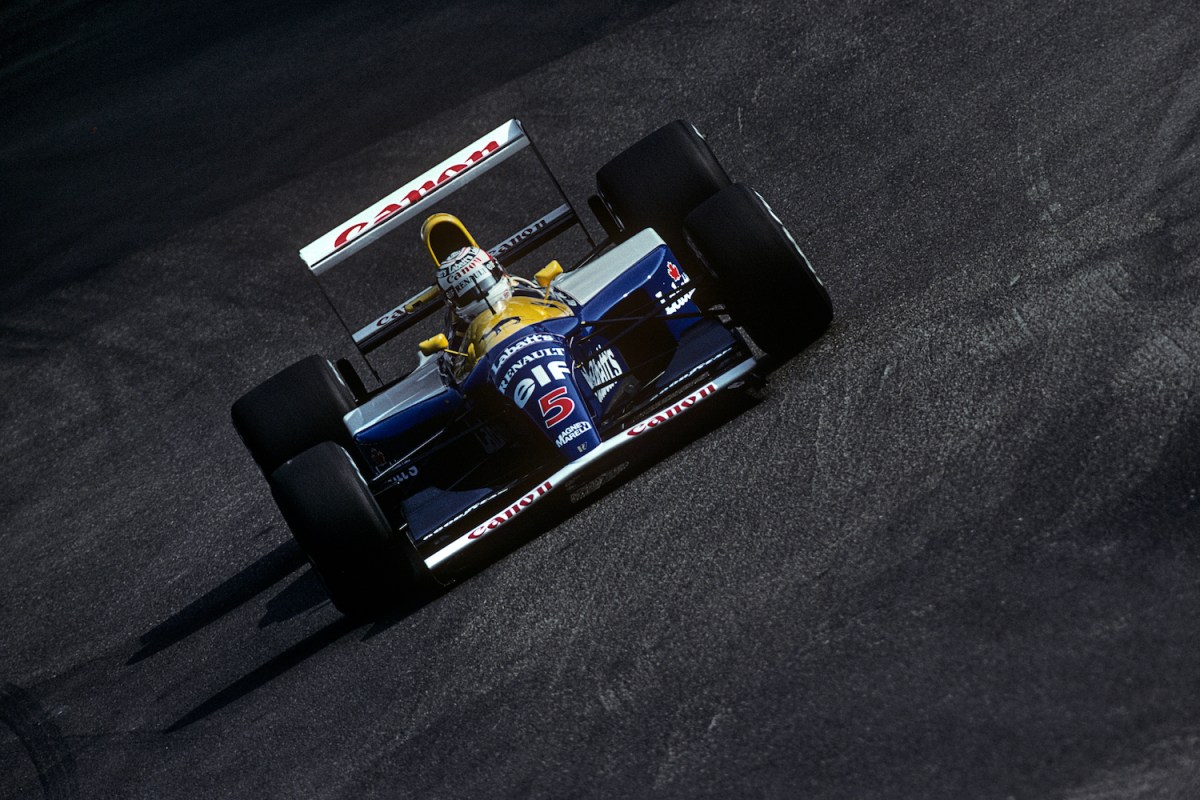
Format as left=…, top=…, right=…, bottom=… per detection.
left=127, top=529, right=308, bottom=666
left=163, top=585, right=443, bottom=733
left=257, top=568, right=327, bottom=628
left=146, top=537, right=450, bottom=732
left=159, top=378, right=770, bottom=731
left=163, top=616, right=358, bottom=733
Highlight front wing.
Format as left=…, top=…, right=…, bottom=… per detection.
left=416, top=354, right=759, bottom=573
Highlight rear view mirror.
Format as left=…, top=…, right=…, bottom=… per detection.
left=535, top=260, right=563, bottom=288
left=418, top=333, right=450, bottom=355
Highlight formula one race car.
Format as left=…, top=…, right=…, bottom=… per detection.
left=231, top=119, right=832, bottom=616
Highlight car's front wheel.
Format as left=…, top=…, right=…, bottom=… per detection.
left=684, top=183, right=832, bottom=360
left=269, top=442, right=422, bottom=618
left=231, top=355, right=358, bottom=476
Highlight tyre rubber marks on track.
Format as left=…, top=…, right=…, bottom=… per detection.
left=0, top=682, right=79, bottom=800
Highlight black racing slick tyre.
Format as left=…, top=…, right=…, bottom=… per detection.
left=269, top=442, right=420, bottom=618
left=595, top=120, right=731, bottom=257
left=231, top=355, right=357, bottom=476
left=684, top=183, right=832, bottom=360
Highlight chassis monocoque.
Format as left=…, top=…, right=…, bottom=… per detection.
left=232, top=119, right=832, bottom=616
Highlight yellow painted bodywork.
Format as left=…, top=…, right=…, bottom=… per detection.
left=463, top=296, right=574, bottom=365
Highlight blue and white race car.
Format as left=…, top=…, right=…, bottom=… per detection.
left=232, top=119, right=832, bottom=616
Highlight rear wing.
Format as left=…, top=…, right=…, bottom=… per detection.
left=299, top=119, right=593, bottom=358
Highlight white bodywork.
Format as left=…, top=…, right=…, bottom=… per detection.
left=300, top=119, right=530, bottom=276
left=554, top=229, right=666, bottom=304
left=343, top=356, right=445, bottom=436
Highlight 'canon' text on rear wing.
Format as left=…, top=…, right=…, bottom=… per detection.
left=298, top=119, right=592, bottom=360
left=300, top=119, right=531, bottom=275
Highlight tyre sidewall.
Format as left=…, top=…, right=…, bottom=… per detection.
left=685, top=184, right=832, bottom=357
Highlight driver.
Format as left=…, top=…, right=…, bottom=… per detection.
left=422, top=214, right=572, bottom=368
left=435, top=245, right=514, bottom=340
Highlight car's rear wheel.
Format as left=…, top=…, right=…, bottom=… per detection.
left=269, top=442, right=421, bottom=618
left=231, top=355, right=357, bottom=476
left=595, top=120, right=731, bottom=259
left=684, top=183, right=832, bottom=360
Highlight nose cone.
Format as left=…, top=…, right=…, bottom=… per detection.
left=489, top=331, right=601, bottom=461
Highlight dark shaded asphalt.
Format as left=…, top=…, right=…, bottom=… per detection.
left=2, top=1, right=1199, bottom=797
left=0, top=0, right=670, bottom=312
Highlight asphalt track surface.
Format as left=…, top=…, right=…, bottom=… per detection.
left=2, top=1, right=1199, bottom=797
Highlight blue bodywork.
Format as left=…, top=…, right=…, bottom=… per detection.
left=346, top=240, right=747, bottom=550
